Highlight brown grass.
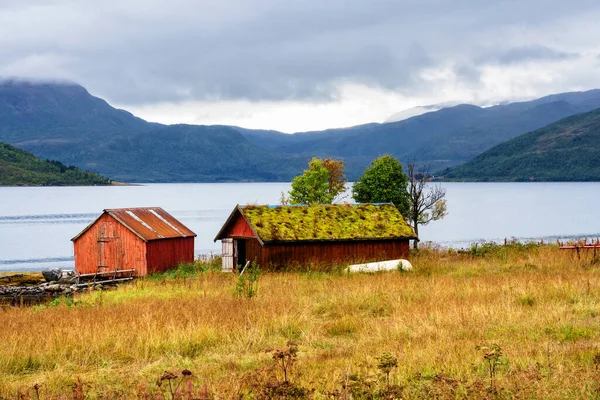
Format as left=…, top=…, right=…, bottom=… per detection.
left=2, top=244, right=600, bottom=398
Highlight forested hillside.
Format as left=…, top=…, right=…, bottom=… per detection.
left=441, top=109, right=600, bottom=181
left=0, top=142, right=111, bottom=186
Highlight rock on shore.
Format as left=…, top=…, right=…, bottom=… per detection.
left=0, top=268, right=79, bottom=299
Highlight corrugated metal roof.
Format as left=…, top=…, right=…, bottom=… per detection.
left=72, top=207, right=196, bottom=242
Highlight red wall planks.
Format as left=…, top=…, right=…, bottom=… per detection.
left=73, top=214, right=147, bottom=275
left=240, top=237, right=410, bottom=270
left=226, top=215, right=255, bottom=238
left=146, top=237, right=195, bottom=274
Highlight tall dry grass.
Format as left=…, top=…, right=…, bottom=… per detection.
left=1, top=243, right=600, bottom=398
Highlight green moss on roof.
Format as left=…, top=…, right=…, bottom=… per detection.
left=240, top=204, right=415, bottom=242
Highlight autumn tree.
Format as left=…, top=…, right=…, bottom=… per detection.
left=287, top=157, right=347, bottom=205
left=406, top=161, right=448, bottom=249
left=322, top=158, right=346, bottom=202
left=351, top=155, right=410, bottom=215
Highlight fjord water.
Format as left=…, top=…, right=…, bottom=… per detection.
left=1, top=182, right=600, bottom=272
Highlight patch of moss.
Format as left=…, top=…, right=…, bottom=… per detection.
left=0, top=272, right=45, bottom=287
left=241, top=204, right=415, bottom=242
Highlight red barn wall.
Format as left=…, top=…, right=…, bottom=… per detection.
left=225, top=214, right=255, bottom=237
left=240, top=238, right=410, bottom=270
left=244, top=237, right=264, bottom=266
left=146, top=237, right=195, bottom=274
left=73, top=214, right=147, bottom=275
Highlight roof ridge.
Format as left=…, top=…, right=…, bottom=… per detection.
left=73, top=207, right=196, bottom=242
left=104, top=207, right=164, bottom=211
left=239, top=202, right=395, bottom=208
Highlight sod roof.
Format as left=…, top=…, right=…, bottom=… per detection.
left=216, top=203, right=417, bottom=243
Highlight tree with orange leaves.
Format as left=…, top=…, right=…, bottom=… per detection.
left=287, top=157, right=347, bottom=205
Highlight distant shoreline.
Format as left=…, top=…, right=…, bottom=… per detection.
left=0, top=180, right=140, bottom=188
left=110, top=181, right=140, bottom=186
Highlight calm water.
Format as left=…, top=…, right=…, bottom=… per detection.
left=1, top=182, right=599, bottom=271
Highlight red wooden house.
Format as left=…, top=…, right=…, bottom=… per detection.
left=214, top=203, right=417, bottom=270
left=72, top=207, right=196, bottom=276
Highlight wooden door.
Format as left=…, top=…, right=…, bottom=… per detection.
left=97, top=221, right=120, bottom=271
left=222, top=238, right=234, bottom=271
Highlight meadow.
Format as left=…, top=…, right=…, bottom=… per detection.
left=1, top=243, right=600, bottom=399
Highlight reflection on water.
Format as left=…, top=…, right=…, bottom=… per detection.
left=0, top=213, right=98, bottom=226
left=2, top=182, right=600, bottom=271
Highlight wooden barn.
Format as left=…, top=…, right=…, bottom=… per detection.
left=214, top=203, right=417, bottom=271
left=72, top=207, right=196, bottom=276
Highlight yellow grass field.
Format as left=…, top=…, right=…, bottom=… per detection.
left=2, top=243, right=600, bottom=399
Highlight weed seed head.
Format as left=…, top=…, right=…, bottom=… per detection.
left=160, top=371, right=178, bottom=381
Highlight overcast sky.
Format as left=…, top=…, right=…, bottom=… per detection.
left=2, top=0, right=600, bottom=132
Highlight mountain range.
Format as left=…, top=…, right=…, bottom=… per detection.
left=0, top=81, right=306, bottom=182
left=238, top=90, right=600, bottom=174
left=384, top=105, right=443, bottom=123
left=1, top=79, right=600, bottom=182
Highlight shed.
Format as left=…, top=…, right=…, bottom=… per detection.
left=72, top=207, right=197, bottom=276
left=214, top=203, right=417, bottom=271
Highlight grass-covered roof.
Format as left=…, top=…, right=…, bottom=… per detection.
left=236, top=203, right=416, bottom=243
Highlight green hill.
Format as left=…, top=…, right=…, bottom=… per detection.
left=0, top=142, right=111, bottom=186
left=440, top=108, right=600, bottom=181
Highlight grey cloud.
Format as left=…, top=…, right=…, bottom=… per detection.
left=1, top=0, right=600, bottom=105
left=477, top=45, right=577, bottom=65
left=452, top=63, right=482, bottom=84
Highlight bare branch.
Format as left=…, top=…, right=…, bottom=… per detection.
left=406, top=160, right=448, bottom=249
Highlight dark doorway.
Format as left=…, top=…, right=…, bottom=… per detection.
left=235, top=239, right=247, bottom=268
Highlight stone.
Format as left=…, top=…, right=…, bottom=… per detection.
left=57, top=272, right=77, bottom=285
left=346, top=259, right=413, bottom=273
left=45, top=284, right=62, bottom=292
left=42, top=268, right=62, bottom=283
